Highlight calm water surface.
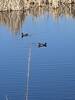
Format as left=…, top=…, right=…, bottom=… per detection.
left=0, top=7, right=75, bottom=100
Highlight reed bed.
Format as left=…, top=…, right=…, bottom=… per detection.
left=0, top=0, right=75, bottom=11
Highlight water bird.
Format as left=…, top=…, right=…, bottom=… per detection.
left=38, top=42, right=47, bottom=48
left=21, top=32, right=29, bottom=38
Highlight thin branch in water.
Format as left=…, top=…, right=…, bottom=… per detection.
left=25, top=45, right=32, bottom=100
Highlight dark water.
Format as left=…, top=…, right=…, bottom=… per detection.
left=0, top=6, right=75, bottom=100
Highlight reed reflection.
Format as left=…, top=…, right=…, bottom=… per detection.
left=0, top=4, right=75, bottom=33
left=0, top=11, right=26, bottom=33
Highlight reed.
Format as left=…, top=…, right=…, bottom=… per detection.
left=0, top=3, right=75, bottom=33
left=0, top=0, right=75, bottom=11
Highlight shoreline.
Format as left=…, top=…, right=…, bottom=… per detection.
left=0, top=3, right=75, bottom=33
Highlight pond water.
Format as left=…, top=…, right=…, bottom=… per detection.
left=0, top=5, right=75, bottom=100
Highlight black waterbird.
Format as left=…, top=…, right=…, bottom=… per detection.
left=21, top=32, right=29, bottom=38
left=38, top=42, right=47, bottom=48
